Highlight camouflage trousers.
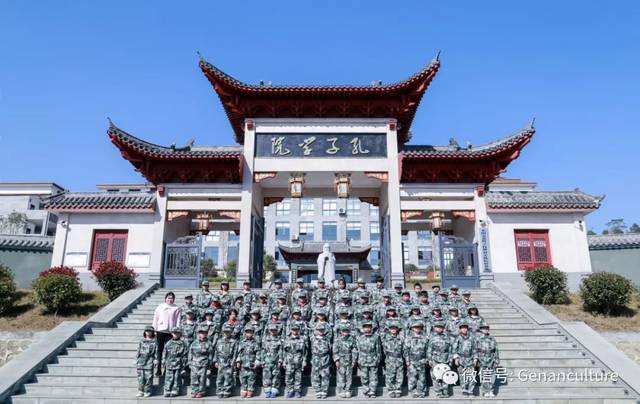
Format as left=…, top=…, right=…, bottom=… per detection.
left=407, top=362, right=426, bottom=397
left=285, top=366, right=303, bottom=393
left=239, top=367, right=257, bottom=392
left=358, top=365, right=378, bottom=396
left=479, top=366, right=496, bottom=394
left=262, top=363, right=282, bottom=391
left=430, top=363, right=448, bottom=396
left=458, top=365, right=476, bottom=394
left=384, top=361, right=404, bottom=394
left=335, top=363, right=353, bottom=394
left=311, top=364, right=330, bottom=394
left=216, top=365, right=235, bottom=395
left=136, top=369, right=153, bottom=394
left=164, top=369, right=181, bottom=395
left=190, top=365, right=208, bottom=394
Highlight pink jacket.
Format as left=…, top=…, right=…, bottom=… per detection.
left=152, top=303, right=182, bottom=333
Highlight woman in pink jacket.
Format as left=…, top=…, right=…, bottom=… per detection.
left=152, top=291, right=182, bottom=375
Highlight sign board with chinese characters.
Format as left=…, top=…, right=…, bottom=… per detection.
left=255, top=133, right=387, bottom=158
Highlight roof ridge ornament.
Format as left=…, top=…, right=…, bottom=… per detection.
left=528, top=117, right=536, bottom=130
left=433, top=49, right=441, bottom=63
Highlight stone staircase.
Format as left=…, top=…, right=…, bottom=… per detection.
left=7, top=287, right=640, bottom=403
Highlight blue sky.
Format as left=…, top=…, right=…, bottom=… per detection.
left=1, top=1, right=638, bottom=232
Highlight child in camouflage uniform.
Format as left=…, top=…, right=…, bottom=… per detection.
left=381, top=320, right=404, bottom=398
left=181, top=309, right=197, bottom=351
left=260, top=323, right=284, bottom=398
left=236, top=327, right=260, bottom=398
left=135, top=326, right=157, bottom=397
left=283, top=323, right=307, bottom=398
left=188, top=326, right=212, bottom=398
left=333, top=323, right=356, bottom=398
left=453, top=321, right=476, bottom=396
left=475, top=323, right=499, bottom=397
left=404, top=320, right=428, bottom=398
left=310, top=322, right=332, bottom=399
left=355, top=321, right=381, bottom=398
left=162, top=327, right=188, bottom=397
left=428, top=320, right=454, bottom=398
left=213, top=324, right=238, bottom=398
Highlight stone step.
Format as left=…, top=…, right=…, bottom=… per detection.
left=21, top=383, right=634, bottom=399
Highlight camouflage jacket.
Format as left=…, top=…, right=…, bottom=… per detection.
left=332, top=288, right=351, bottom=305
left=427, top=332, right=453, bottom=364
left=260, top=334, right=284, bottom=365
left=466, top=315, right=484, bottom=333
left=332, top=334, right=356, bottom=365
left=188, top=338, right=213, bottom=368
left=452, top=334, right=475, bottom=367
left=355, top=333, right=381, bottom=367
left=351, top=287, right=369, bottom=304
left=180, top=303, right=198, bottom=321
left=397, top=301, right=413, bottom=320
left=381, top=333, right=404, bottom=365
left=196, top=291, right=213, bottom=309
left=311, top=287, right=331, bottom=306
left=286, top=319, right=309, bottom=337
left=163, top=339, right=188, bottom=370
left=135, top=338, right=157, bottom=369
left=236, top=337, right=260, bottom=368
left=445, top=317, right=464, bottom=338
left=474, top=334, right=499, bottom=367
left=290, top=287, right=307, bottom=306
left=403, top=332, right=428, bottom=365
left=310, top=333, right=332, bottom=368
left=181, top=321, right=198, bottom=347
left=458, top=300, right=473, bottom=317
left=218, top=291, right=234, bottom=308
left=214, top=336, right=238, bottom=367
left=283, top=335, right=307, bottom=368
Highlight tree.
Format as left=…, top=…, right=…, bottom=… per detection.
left=224, top=260, right=237, bottom=279
left=605, top=219, right=627, bottom=235
left=587, top=230, right=596, bottom=235
left=200, top=258, right=217, bottom=279
left=404, top=263, right=419, bottom=272
left=630, top=223, right=640, bottom=234
left=263, top=253, right=277, bottom=281
left=0, top=211, right=27, bottom=234
left=602, top=229, right=609, bottom=235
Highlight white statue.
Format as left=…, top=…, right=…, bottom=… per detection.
left=317, top=243, right=336, bottom=287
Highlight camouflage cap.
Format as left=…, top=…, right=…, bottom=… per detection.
left=393, top=282, right=403, bottom=289
left=276, top=294, right=287, bottom=301
left=267, top=324, right=279, bottom=331
left=250, top=308, right=261, bottom=315
left=204, top=308, right=215, bottom=315
left=419, top=290, right=429, bottom=297
left=431, top=284, right=440, bottom=289
left=411, top=305, right=421, bottom=312
left=410, top=321, right=424, bottom=328
left=479, top=322, right=490, bottom=329
left=458, top=321, right=470, bottom=329
left=439, top=289, right=449, bottom=295
left=291, top=307, right=302, bottom=314
left=289, top=323, right=301, bottom=330
left=315, top=310, right=328, bottom=317
left=201, top=280, right=209, bottom=286
left=185, top=308, right=195, bottom=315
left=222, top=324, right=233, bottom=332
left=361, top=306, right=373, bottom=313
left=375, top=276, right=384, bottom=283
left=171, top=327, right=182, bottom=334
left=184, top=294, right=193, bottom=299
left=450, top=284, right=459, bottom=290
left=402, top=290, right=411, bottom=296
left=432, top=306, right=442, bottom=312
left=338, top=324, right=352, bottom=332
left=228, top=307, right=238, bottom=314
left=359, top=291, right=370, bottom=299
left=315, top=323, right=327, bottom=331
left=337, top=307, right=350, bottom=315
left=387, top=320, right=401, bottom=329
left=462, top=290, right=471, bottom=295
left=382, top=291, right=392, bottom=297
left=448, top=306, right=459, bottom=312
left=234, top=294, right=244, bottom=300
left=385, top=306, right=397, bottom=312
left=270, top=307, right=282, bottom=315
left=360, top=320, right=374, bottom=328
left=467, top=305, right=478, bottom=312
left=357, top=277, right=365, bottom=283
left=432, top=320, right=446, bottom=328
left=298, top=290, right=309, bottom=297
left=317, top=277, right=325, bottom=283
left=296, top=277, right=304, bottom=283
left=243, top=326, right=255, bottom=333
left=197, top=326, right=209, bottom=334
left=220, top=280, right=229, bottom=285
left=258, top=292, right=268, bottom=297
left=144, top=325, right=155, bottom=333
left=274, top=279, right=283, bottom=284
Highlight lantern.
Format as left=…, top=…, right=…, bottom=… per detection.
left=288, top=173, right=305, bottom=198
left=334, top=173, right=351, bottom=198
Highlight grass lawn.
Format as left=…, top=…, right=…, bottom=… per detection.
left=0, top=289, right=110, bottom=331
left=545, top=293, right=640, bottom=332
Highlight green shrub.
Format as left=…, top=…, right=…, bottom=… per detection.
left=524, top=266, right=570, bottom=304
left=580, top=272, right=634, bottom=314
left=32, top=274, right=82, bottom=315
left=93, top=261, right=138, bottom=301
left=0, top=263, right=17, bottom=314
left=40, top=266, right=79, bottom=282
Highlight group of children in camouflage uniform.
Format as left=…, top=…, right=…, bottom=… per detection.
left=135, top=277, right=500, bottom=398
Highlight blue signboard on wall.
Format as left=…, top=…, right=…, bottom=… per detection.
left=255, top=133, right=387, bottom=158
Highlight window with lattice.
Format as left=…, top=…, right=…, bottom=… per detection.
left=91, top=230, right=128, bottom=270
left=514, top=230, right=551, bottom=270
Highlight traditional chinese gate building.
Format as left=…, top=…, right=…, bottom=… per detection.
left=47, top=54, right=602, bottom=290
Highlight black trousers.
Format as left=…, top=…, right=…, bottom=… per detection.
left=156, top=331, right=172, bottom=371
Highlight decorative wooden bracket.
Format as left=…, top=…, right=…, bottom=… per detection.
left=359, top=197, right=380, bottom=206
left=401, top=210, right=423, bottom=222
left=219, top=210, right=241, bottom=221
left=264, top=197, right=284, bottom=206
left=167, top=210, right=189, bottom=222
left=365, top=172, right=389, bottom=183
left=452, top=210, right=476, bottom=222
left=254, top=172, right=277, bottom=183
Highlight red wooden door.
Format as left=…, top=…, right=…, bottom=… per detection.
left=91, top=230, right=128, bottom=270
left=514, top=230, right=551, bottom=270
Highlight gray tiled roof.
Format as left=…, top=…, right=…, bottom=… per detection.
left=589, top=233, right=640, bottom=250
left=46, top=191, right=156, bottom=212
left=400, top=127, right=533, bottom=158
left=108, top=124, right=243, bottom=159
left=0, top=235, right=54, bottom=250
left=486, top=190, right=602, bottom=210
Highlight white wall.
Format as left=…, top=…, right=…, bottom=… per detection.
left=487, top=211, right=592, bottom=273
left=51, top=212, right=159, bottom=278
